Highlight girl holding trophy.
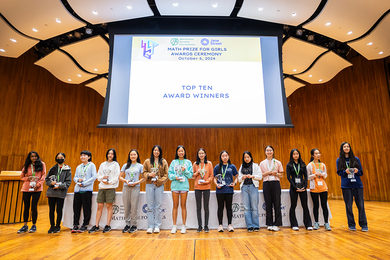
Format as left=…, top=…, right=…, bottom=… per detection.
left=119, top=149, right=145, bottom=233
left=45, top=152, right=72, bottom=233
left=213, top=150, right=238, bottom=232
left=192, top=148, right=213, bottom=233
left=18, top=151, right=46, bottom=234
left=259, top=146, right=284, bottom=231
left=307, top=148, right=331, bottom=231
left=142, top=145, right=169, bottom=234
left=168, top=145, right=193, bottom=234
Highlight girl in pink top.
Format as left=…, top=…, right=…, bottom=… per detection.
left=259, top=146, right=283, bottom=231
left=18, top=151, right=46, bottom=234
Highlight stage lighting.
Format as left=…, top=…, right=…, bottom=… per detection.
left=307, top=35, right=315, bottom=41
left=86, top=28, right=93, bottom=35
left=296, top=29, right=303, bottom=36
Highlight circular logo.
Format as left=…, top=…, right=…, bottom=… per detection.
left=262, top=202, right=266, bottom=211
left=170, top=38, right=179, bottom=46
left=142, top=204, right=148, bottom=214
left=232, top=203, right=240, bottom=213
left=113, top=205, right=120, bottom=214
left=201, top=38, right=209, bottom=46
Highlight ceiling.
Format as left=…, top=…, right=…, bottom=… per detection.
left=0, top=0, right=389, bottom=97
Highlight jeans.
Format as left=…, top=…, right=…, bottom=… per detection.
left=146, top=183, right=164, bottom=229
left=123, top=185, right=140, bottom=227
left=342, top=188, right=367, bottom=228
left=241, top=184, right=259, bottom=228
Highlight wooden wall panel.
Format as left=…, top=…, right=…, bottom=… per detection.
left=0, top=50, right=389, bottom=205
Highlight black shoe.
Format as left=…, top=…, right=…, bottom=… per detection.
left=197, top=226, right=202, bottom=233
left=29, top=225, right=37, bottom=233
left=204, top=226, right=209, bottom=233
left=103, top=225, right=111, bottom=233
left=254, top=227, right=260, bottom=232
left=89, top=225, right=99, bottom=233
left=71, top=225, right=79, bottom=233
left=79, top=225, right=88, bottom=233
left=48, top=226, right=55, bottom=234
left=17, top=225, right=28, bottom=234
left=247, top=228, right=254, bottom=232
left=129, top=226, right=137, bottom=233
left=122, top=225, right=131, bottom=233
left=53, top=226, right=61, bottom=233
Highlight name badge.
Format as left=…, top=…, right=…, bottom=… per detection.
left=350, top=179, right=356, bottom=182
left=295, top=179, right=301, bottom=184
left=269, top=176, right=275, bottom=181
left=317, top=181, right=323, bottom=186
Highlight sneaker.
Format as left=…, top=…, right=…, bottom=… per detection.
left=361, top=226, right=369, bottom=232
left=154, top=227, right=160, bottom=233
left=103, top=225, right=111, bottom=233
left=181, top=226, right=186, bottom=234
left=147, top=228, right=153, bottom=234
left=313, top=222, right=320, bottom=230
left=228, top=224, right=234, bottom=232
left=29, top=225, right=37, bottom=233
left=218, top=225, right=224, bottom=232
left=88, top=225, right=99, bottom=233
left=307, top=227, right=313, bottom=231
left=48, top=226, right=55, bottom=234
left=79, top=225, right=88, bottom=233
left=272, top=226, right=280, bottom=231
left=349, top=226, right=357, bottom=231
left=254, top=227, right=260, bottom=232
left=53, top=226, right=61, bottom=233
left=122, top=225, right=131, bottom=233
left=197, top=226, right=202, bottom=233
left=129, top=226, right=137, bottom=233
left=267, top=226, right=273, bottom=231
left=324, top=223, right=331, bottom=231
left=171, top=225, right=177, bottom=234
left=292, top=227, right=299, bottom=231
left=17, top=225, right=28, bottom=234
left=71, top=225, right=79, bottom=233
left=247, top=227, right=254, bottom=232
left=204, top=226, right=209, bottom=233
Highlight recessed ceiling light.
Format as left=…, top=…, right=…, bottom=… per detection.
left=292, top=12, right=297, bottom=17
left=173, top=2, right=178, bottom=7
left=212, top=3, right=218, bottom=8
left=10, top=38, right=17, bottom=42
left=367, top=42, right=373, bottom=45
left=293, top=69, right=297, bottom=72
left=127, top=5, right=132, bottom=9
left=309, top=75, right=312, bottom=77
left=92, top=11, right=98, bottom=15
left=0, top=49, right=5, bottom=52
left=319, top=79, right=323, bottom=82
left=32, top=28, right=38, bottom=32
left=347, top=31, right=353, bottom=35
left=258, top=7, right=263, bottom=11
left=325, top=22, right=331, bottom=26
left=379, top=51, right=383, bottom=54
left=94, top=68, right=98, bottom=71
left=68, top=79, right=72, bottom=82
left=56, top=18, right=61, bottom=23
left=77, top=74, right=81, bottom=77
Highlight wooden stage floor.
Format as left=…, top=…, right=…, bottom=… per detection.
left=0, top=199, right=389, bottom=260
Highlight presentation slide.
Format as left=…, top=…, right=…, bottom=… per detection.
left=126, top=35, right=266, bottom=125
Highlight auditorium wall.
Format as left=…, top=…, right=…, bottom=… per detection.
left=1, top=50, right=389, bottom=204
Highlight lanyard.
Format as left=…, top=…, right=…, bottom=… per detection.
left=153, top=162, right=158, bottom=168
left=129, top=164, right=136, bottom=178
left=293, top=163, right=300, bottom=176
left=178, top=159, right=185, bottom=166
left=314, top=162, right=322, bottom=172
left=221, top=164, right=228, bottom=179
left=267, top=159, right=275, bottom=171
left=346, top=162, right=350, bottom=168
left=31, top=164, right=35, bottom=176
left=80, top=163, right=90, bottom=176
left=200, top=162, right=206, bottom=178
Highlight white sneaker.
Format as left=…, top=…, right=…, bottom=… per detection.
left=154, top=227, right=160, bottom=233
left=171, top=225, right=177, bottom=234
left=307, top=227, right=313, bottom=231
left=218, top=225, right=224, bottom=232
left=267, top=226, right=273, bottom=231
left=292, top=227, right=299, bottom=231
left=147, top=228, right=153, bottom=234
left=227, top=224, right=234, bottom=232
left=181, top=226, right=186, bottom=234
left=272, top=226, right=280, bottom=231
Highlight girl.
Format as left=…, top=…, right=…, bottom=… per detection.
left=259, top=146, right=283, bottom=231
left=192, top=148, right=213, bottom=233
left=168, top=145, right=193, bottom=234
left=307, top=149, right=331, bottom=231
left=119, top=149, right=145, bottom=233
left=286, top=149, right=312, bottom=231
left=213, top=150, right=238, bottom=232
left=238, top=151, right=262, bottom=232
left=143, top=145, right=169, bottom=234
left=45, top=153, right=72, bottom=233
left=18, top=151, right=46, bottom=233
left=72, top=150, right=97, bottom=233
left=89, top=149, right=121, bottom=234
left=336, top=142, right=368, bottom=232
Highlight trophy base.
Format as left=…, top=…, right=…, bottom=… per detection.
left=151, top=178, right=157, bottom=182
left=198, top=180, right=205, bottom=184
left=28, top=188, right=35, bottom=192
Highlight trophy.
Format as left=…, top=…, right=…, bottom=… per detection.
left=102, top=169, right=111, bottom=183
left=198, top=169, right=207, bottom=184
left=295, top=177, right=303, bottom=189
left=348, top=168, right=355, bottom=179
left=49, top=175, right=61, bottom=188
left=175, top=164, right=185, bottom=182
left=150, top=166, right=159, bottom=182
left=77, top=172, right=86, bottom=186
left=224, top=173, right=233, bottom=186
left=29, top=176, right=38, bottom=191
left=128, top=172, right=134, bottom=185
left=216, top=174, right=225, bottom=187
left=316, top=168, right=322, bottom=178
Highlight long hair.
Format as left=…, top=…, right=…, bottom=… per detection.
left=264, top=145, right=275, bottom=158
left=218, top=150, right=231, bottom=174
left=310, top=148, right=321, bottom=163
left=337, top=142, right=359, bottom=170
left=242, top=151, right=253, bottom=168
left=80, top=150, right=92, bottom=162
left=175, top=145, right=187, bottom=160
left=287, top=149, right=306, bottom=167
left=106, top=149, right=118, bottom=162
left=195, top=148, right=208, bottom=165
left=125, top=149, right=141, bottom=170
left=55, top=152, right=66, bottom=162
left=150, top=145, right=163, bottom=165
left=23, top=151, right=43, bottom=173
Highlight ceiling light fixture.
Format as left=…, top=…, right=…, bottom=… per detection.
left=212, top=3, right=218, bottom=8
left=173, top=2, right=178, bottom=7
left=10, top=38, right=17, bottom=42
left=292, top=12, right=297, bottom=17
left=68, top=79, right=72, bottom=82
left=379, top=51, right=383, bottom=54
left=309, top=75, right=312, bottom=77
left=127, top=5, right=132, bottom=9
left=0, top=49, right=5, bottom=52
left=325, top=22, right=331, bottom=26
left=94, top=68, right=98, bottom=71
left=296, top=29, right=303, bottom=36
left=56, top=18, right=61, bottom=23
left=293, top=69, right=297, bottom=72
left=347, top=31, right=353, bottom=35
left=32, top=28, right=38, bottom=32
left=367, top=42, right=373, bottom=45
left=319, top=79, right=323, bottom=82
left=85, top=28, right=93, bottom=35
left=77, top=74, right=81, bottom=77
left=92, top=11, right=98, bottom=15
left=258, top=7, right=263, bottom=11
left=307, top=35, right=315, bottom=41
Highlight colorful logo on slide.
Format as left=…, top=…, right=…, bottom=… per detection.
left=170, top=38, right=179, bottom=46
left=141, top=39, right=159, bottom=59
left=200, top=38, right=209, bottom=46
